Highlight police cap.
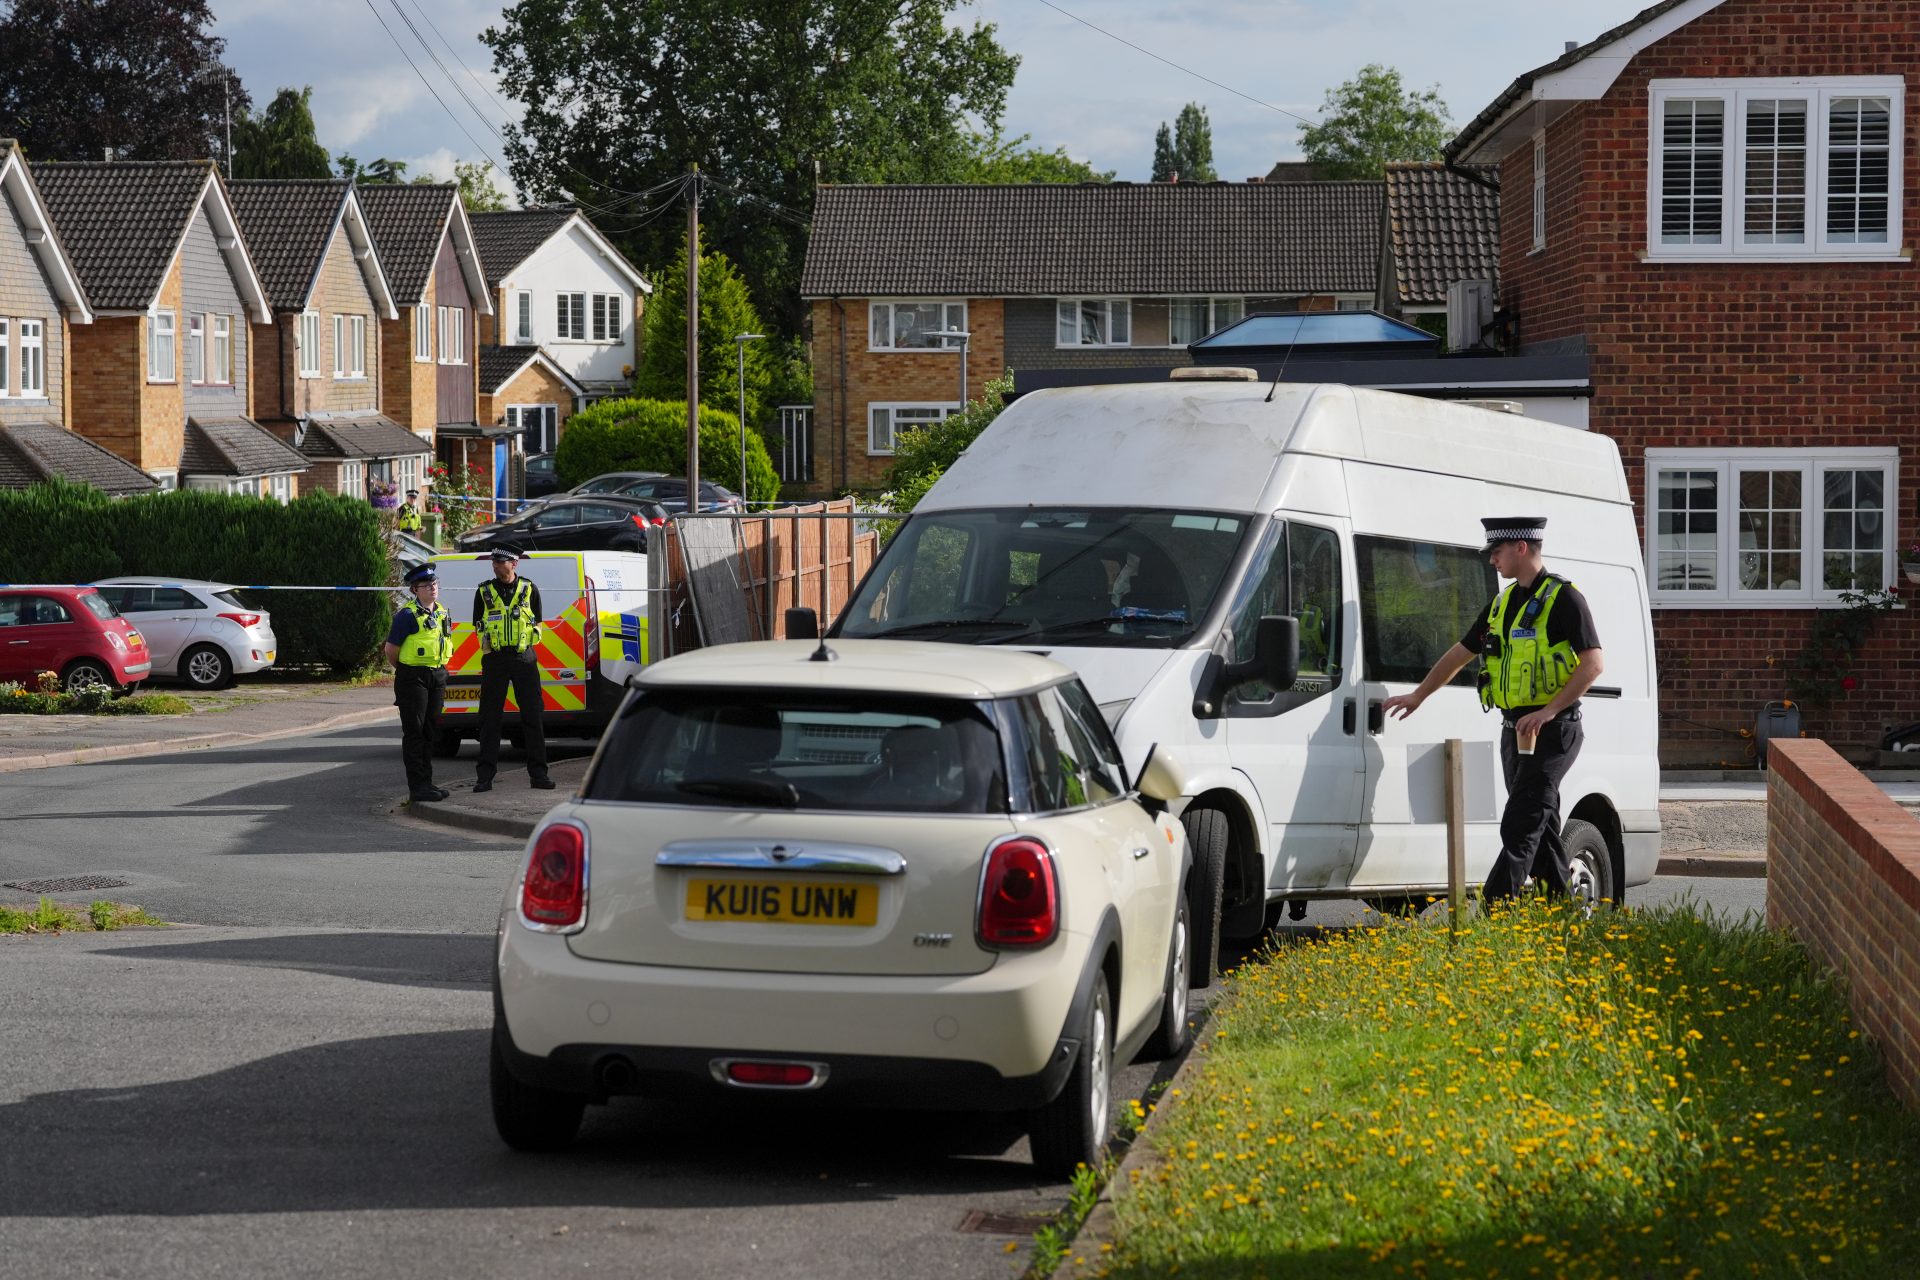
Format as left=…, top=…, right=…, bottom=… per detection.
left=405, top=488, right=419, bottom=498
left=1481, top=516, right=1546, bottom=554
left=489, top=543, right=525, bottom=563
left=402, top=562, right=438, bottom=587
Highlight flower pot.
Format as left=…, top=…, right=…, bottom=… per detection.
left=1903, top=561, right=1920, bottom=585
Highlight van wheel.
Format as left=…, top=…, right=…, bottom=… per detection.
left=1180, top=806, right=1229, bottom=988
left=1141, top=891, right=1192, bottom=1060
left=490, top=1029, right=585, bottom=1152
left=433, top=729, right=463, bottom=759
left=1028, top=971, right=1113, bottom=1180
left=1562, top=819, right=1617, bottom=911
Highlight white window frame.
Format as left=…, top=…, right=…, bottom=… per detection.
left=17, top=320, right=43, bottom=398
left=1531, top=130, right=1547, bottom=253
left=868, top=300, right=967, bottom=351
left=556, top=292, right=586, bottom=341
left=211, top=315, right=232, bottom=386
left=867, top=401, right=958, bottom=457
left=342, top=315, right=365, bottom=379
left=1645, top=446, right=1899, bottom=607
left=0, top=318, right=8, bottom=396
left=508, top=403, right=560, bottom=454
left=413, top=304, right=432, bottom=362
left=150, top=469, right=178, bottom=492
left=148, top=309, right=176, bottom=383
left=268, top=472, right=292, bottom=505
left=591, top=292, right=622, bottom=342
left=331, top=314, right=346, bottom=377
left=297, top=311, right=320, bottom=379
left=339, top=459, right=364, bottom=496
left=436, top=306, right=464, bottom=365
left=1647, top=77, right=1904, bottom=262
left=512, top=289, right=534, bottom=344
left=186, top=314, right=205, bottom=386
left=1055, top=298, right=1132, bottom=348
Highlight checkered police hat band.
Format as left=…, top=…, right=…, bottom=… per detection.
left=1483, top=525, right=1544, bottom=543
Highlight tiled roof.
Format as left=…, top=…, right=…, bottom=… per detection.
left=298, top=414, right=430, bottom=460
left=469, top=208, right=575, bottom=282
left=1383, top=163, right=1501, bottom=308
left=800, top=182, right=1384, bottom=297
left=181, top=417, right=311, bottom=477
left=30, top=161, right=213, bottom=310
left=0, top=421, right=157, bottom=495
left=356, top=184, right=457, bottom=304
left=228, top=180, right=350, bottom=311
left=477, top=344, right=585, bottom=396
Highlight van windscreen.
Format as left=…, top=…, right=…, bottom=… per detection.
left=839, top=508, right=1249, bottom=648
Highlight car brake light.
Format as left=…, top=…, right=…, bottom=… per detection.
left=652, top=515, right=667, bottom=526
left=106, top=631, right=127, bottom=653
left=520, top=823, right=588, bottom=931
left=219, top=612, right=262, bottom=629
left=631, top=514, right=646, bottom=528
left=977, top=836, right=1059, bottom=948
left=725, top=1061, right=819, bottom=1087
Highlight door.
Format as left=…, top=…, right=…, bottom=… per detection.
left=13, top=594, right=79, bottom=679
left=573, top=502, right=638, bottom=550
left=0, top=593, right=34, bottom=680
left=121, top=586, right=204, bottom=672
left=524, top=503, right=580, bottom=550
left=1349, top=534, right=1505, bottom=890
left=1220, top=518, right=1365, bottom=896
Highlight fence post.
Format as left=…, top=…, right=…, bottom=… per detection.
left=1445, top=737, right=1467, bottom=934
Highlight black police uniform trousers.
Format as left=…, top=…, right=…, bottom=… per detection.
left=476, top=648, right=549, bottom=785
left=1484, top=707, right=1584, bottom=901
left=394, top=664, right=447, bottom=795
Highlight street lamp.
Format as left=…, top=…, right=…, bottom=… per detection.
left=734, top=332, right=764, bottom=508
left=934, top=328, right=972, bottom=409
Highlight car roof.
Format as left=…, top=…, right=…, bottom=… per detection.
left=576, top=471, right=665, bottom=484
left=552, top=493, right=663, bottom=507
left=92, top=577, right=237, bottom=591
left=636, top=639, right=1071, bottom=700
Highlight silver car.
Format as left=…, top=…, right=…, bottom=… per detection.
left=89, top=578, right=278, bottom=689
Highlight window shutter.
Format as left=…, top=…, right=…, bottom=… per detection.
left=1660, top=98, right=1726, bottom=244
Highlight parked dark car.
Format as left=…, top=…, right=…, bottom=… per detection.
left=455, top=494, right=668, bottom=554
left=0, top=586, right=151, bottom=691
left=525, top=452, right=563, bottom=498
left=570, top=470, right=666, bottom=497
left=577, top=474, right=745, bottom=514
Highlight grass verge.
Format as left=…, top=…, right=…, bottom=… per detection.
left=1103, top=897, right=1920, bottom=1278
left=0, top=897, right=165, bottom=934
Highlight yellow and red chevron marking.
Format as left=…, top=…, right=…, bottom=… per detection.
left=448, top=625, right=482, bottom=674
left=535, top=595, right=590, bottom=671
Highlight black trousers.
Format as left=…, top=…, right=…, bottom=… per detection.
left=476, top=649, right=549, bottom=784
left=394, top=665, right=446, bottom=795
left=1484, top=710, right=1584, bottom=902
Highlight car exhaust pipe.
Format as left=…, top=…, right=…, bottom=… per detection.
left=595, top=1054, right=638, bottom=1095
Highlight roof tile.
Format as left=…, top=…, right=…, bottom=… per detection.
left=0, top=421, right=157, bottom=495
left=468, top=208, right=575, bottom=283
left=181, top=417, right=311, bottom=476
left=356, top=184, right=458, bottom=304
left=30, top=161, right=213, bottom=310
left=227, top=180, right=351, bottom=311
left=1383, top=163, right=1501, bottom=308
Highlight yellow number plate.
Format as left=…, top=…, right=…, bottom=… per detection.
left=447, top=685, right=480, bottom=699
left=265, top=651, right=276, bottom=663
left=685, top=879, right=877, bottom=927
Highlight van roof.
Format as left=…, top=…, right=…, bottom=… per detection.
left=919, top=382, right=1629, bottom=515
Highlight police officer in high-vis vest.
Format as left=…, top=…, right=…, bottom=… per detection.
left=1380, top=517, right=1605, bottom=902
left=384, top=562, right=453, bottom=803
left=473, top=543, right=553, bottom=793
left=396, top=489, right=424, bottom=534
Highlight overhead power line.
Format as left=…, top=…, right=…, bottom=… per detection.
left=1031, top=0, right=1320, bottom=129
left=402, top=0, right=516, bottom=121
left=358, top=0, right=504, bottom=173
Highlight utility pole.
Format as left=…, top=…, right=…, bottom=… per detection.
left=686, top=164, right=701, bottom=513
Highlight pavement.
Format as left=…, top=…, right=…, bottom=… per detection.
left=0, top=680, right=397, bottom=772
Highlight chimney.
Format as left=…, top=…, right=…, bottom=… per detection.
left=1247, top=176, right=1265, bottom=183
left=1564, top=39, right=1579, bottom=53
left=102, top=147, right=114, bottom=162
left=1169, top=170, right=1179, bottom=184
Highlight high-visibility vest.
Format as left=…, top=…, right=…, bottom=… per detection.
left=397, top=601, right=452, bottom=667
left=396, top=505, right=423, bottom=533
left=479, top=578, right=540, bottom=653
left=1480, top=575, right=1581, bottom=711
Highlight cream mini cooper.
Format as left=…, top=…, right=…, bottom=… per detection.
left=490, top=639, right=1196, bottom=1176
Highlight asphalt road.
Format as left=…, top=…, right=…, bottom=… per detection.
left=0, top=726, right=1766, bottom=1279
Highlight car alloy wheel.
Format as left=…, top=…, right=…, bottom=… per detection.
left=62, top=660, right=112, bottom=692
left=184, top=645, right=232, bottom=689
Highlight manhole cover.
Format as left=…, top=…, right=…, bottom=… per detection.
left=957, top=1210, right=1052, bottom=1236
left=2, top=875, right=131, bottom=893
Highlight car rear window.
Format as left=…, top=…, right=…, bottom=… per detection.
left=77, top=592, right=117, bottom=621
left=213, top=590, right=248, bottom=609
left=587, top=688, right=1010, bottom=814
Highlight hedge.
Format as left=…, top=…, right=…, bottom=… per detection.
left=0, top=479, right=393, bottom=673
left=554, top=397, right=779, bottom=503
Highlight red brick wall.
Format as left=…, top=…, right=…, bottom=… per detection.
left=1493, top=0, right=1920, bottom=761
left=1766, top=737, right=1920, bottom=1112
left=66, top=316, right=143, bottom=465
left=809, top=297, right=1007, bottom=496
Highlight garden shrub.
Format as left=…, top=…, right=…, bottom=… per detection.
left=554, top=397, right=779, bottom=503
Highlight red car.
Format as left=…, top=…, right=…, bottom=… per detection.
left=0, top=586, right=151, bottom=691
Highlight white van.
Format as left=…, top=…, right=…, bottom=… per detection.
left=831, top=377, right=1659, bottom=978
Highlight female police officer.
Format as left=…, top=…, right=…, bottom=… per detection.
left=384, top=562, right=453, bottom=803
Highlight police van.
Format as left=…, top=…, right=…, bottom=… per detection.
left=429, top=550, right=650, bottom=754
left=830, top=375, right=1660, bottom=972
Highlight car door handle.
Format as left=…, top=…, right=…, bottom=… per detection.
left=1367, top=700, right=1385, bottom=735
left=7, top=639, right=28, bottom=645
left=1131, top=846, right=1151, bottom=861
left=1342, top=697, right=1357, bottom=735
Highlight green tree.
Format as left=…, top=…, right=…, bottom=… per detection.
left=1150, top=103, right=1215, bottom=182
left=230, top=87, right=331, bottom=180
left=637, top=247, right=775, bottom=431
left=335, top=154, right=410, bottom=185
left=1298, top=64, right=1452, bottom=179
left=959, top=129, right=1111, bottom=184
left=553, top=398, right=778, bottom=503
left=449, top=159, right=508, bottom=212
left=886, top=371, right=1012, bottom=513
left=483, top=0, right=1020, bottom=336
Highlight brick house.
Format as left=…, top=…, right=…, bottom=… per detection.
left=469, top=207, right=650, bottom=453
left=0, top=140, right=156, bottom=495
left=1449, top=0, right=1920, bottom=762
left=798, top=181, right=1384, bottom=496
left=228, top=180, right=432, bottom=500
left=32, top=159, right=308, bottom=497
left=355, top=185, right=502, bottom=502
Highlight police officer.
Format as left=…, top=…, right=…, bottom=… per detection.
left=396, top=489, right=424, bottom=534
left=384, top=562, right=453, bottom=803
left=1380, top=517, right=1605, bottom=902
left=473, top=543, right=553, bottom=793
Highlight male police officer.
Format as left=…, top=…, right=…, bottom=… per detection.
left=384, top=562, right=452, bottom=803
left=396, top=489, right=424, bottom=534
left=1380, top=517, right=1605, bottom=902
left=473, top=543, right=553, bottom=793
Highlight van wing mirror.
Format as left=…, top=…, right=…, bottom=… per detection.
left=784, top=607, right=819, bottom=640
left=1255, top=614, right=1299, bottom=693
left=1134, top=743, right=1192, bottom=804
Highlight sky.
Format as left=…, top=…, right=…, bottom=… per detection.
left=212, top=0, right=1654, bottom=196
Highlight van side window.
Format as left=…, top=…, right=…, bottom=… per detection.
left=1225, top=520, right=1343, bottom=713
left=1354, top=536, right=1497, bottom=685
